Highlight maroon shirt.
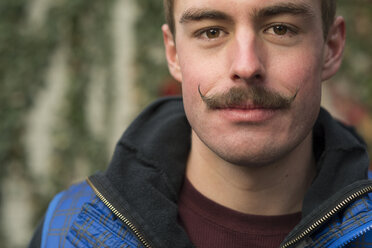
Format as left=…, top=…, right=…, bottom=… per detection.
left=178, top=179, right=301, bottom=248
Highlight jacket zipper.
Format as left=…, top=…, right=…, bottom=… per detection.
left=86, top=178, right=152, bottom=248
left=281, top=185, right=372, bottom=248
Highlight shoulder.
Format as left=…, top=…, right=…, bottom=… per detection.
left=41, top=181, right=96, bottom=247
left=39, top=180, right=144, bottom=248
left=310, top=192, right=372, bottom=247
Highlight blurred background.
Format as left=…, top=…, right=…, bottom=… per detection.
left=0, top=0, right=371, bottom=247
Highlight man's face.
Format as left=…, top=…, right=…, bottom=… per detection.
left=164, top=0, right=342, bottom=166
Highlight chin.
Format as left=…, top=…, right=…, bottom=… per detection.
left=215, top=148, right=285, bottom=168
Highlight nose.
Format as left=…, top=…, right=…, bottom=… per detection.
left=228, top=30, right=265, bottom=83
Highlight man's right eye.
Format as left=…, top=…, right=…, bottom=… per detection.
left=204, top=28, right=221, bottom=39
left=195, top=27, right=227, bottom=40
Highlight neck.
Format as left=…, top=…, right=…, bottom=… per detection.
left=186, top=131, right=316, bottom=216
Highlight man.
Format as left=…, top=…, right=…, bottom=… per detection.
left=29, top=0, right=372, bottom=247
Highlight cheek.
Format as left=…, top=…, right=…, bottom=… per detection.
left=178, top=56, right=205, bottom=118
left=177, top=42, right=229, bottom=94
left=177, top=52, right=223, bottom=130
left=269, top=47, right=323, bottom=96
left=178, top=54, right=220, bottom=99
left=179, top=61, right=200, bottom=104
left=268, top=48, right=323, bottom=132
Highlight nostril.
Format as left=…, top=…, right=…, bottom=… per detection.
left=254, top=74, right=261, bottom=80
left=233, top=74, right=240, bottom=80
left=233, top=73, right=262, bottom=81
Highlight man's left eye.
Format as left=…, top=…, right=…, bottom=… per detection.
left=272, top=25, right=288, bottom=35
left=265, top=24, right=297, bottom=36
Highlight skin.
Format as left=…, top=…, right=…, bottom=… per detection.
left=163, top=0, right=345, bottom=215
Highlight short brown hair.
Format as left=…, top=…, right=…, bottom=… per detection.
left=163, top=0, right=336, bottom=38
left=321, top=0, right=337, bottom=38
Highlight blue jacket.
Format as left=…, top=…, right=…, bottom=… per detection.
left=30, top=97, right=372, bottom=248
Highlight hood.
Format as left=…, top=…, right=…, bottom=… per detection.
left=304, top=108, right=369, bottom=216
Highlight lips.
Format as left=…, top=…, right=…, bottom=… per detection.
left=216, top=106, right=278, bottom=123
left=218, top=101, right=277, bottom=110
left=211, top=98, right=290, bottom=110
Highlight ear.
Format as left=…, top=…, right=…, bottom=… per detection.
left=321, top=16, right=346, bottom=81
left=162, top=24, right=182, bottom=82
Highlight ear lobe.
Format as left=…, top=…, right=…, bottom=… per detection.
left=162, top=24, right=182, bottom=82
left=321, top=17, right=346, bottom=81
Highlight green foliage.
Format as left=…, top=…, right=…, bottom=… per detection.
left=0, top=1, right=53, bottom=244
left=0, top=0, right=52, bottom=169
left=46, top=0, right=114, bottom=174
left=336, top=0, right=372, bottom=109
left=36, top=0, right=115, bottom=200
left=0, top=1, right=114, bottom=244
left=135, top=0, right=171, bottom=107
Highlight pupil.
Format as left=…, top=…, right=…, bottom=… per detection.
left=207, top=29, right=219, bottom=38
left=274, top=25, right=287, bottom=35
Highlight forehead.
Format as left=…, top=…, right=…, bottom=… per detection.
left=173, top=0, right=322, bottom=22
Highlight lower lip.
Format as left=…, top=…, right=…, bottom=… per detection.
left=217, top=108, right=278, bottom=123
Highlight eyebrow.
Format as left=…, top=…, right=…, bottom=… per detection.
left=179, top=8, right=233, bottom=24
left=179, top=3, right=315, bottom=24
left=254, top=3, right=315, bottom=19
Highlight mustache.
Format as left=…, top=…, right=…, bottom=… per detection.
left=198, top=85, right=298, bottom=110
